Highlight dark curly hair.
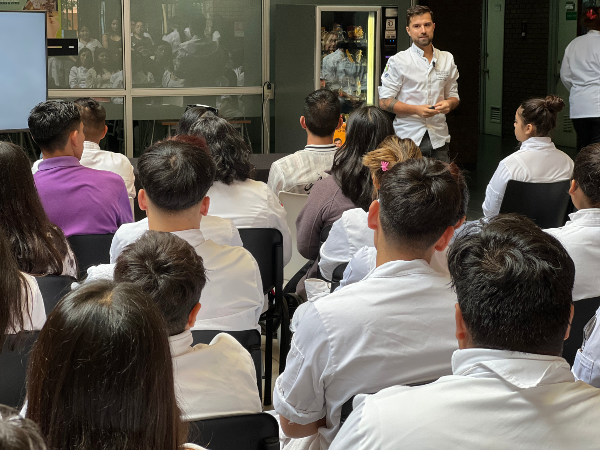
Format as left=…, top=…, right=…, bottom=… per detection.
left=188, top=113, right=255, bottom=185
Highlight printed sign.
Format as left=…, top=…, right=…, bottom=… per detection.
left=385, top=30, right=396, bottom=39
left=386, top=18, right=395, bottom=31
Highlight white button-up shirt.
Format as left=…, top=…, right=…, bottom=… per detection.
left=207, top=179, right=292, bottom=266
left=545, top=209, right=600, bottom=301
left=170, top=330, right=262, bottom=421
left=274, top=259, right=457, bottom=449
left=332, top=348, right=600, bottom=450
left=267, top=144, right=337, bottom=195
left=560, top=30, right=600, bottom=119
left=379, top=44, right=459, bottom=149
left=482, top=137, right=574, bottom=218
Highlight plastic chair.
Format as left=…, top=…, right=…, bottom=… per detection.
left=35, top=275, right=76, bottom=313
left=563, top=296, right=600, bottom=366
left=0, top=332, right=39, bottom=408
left=237, top=228, right=289, bottom=405
left=187, top=413, right=279, bottom=450
left=191, top=329, right=263, bottom=400
left=330, top=262, right=349, bottom=293
left=67, top=233, right=115, bottom=279
left=279, top=192, right=309, bottom=281
left=498, top=180, right=572, bottom=229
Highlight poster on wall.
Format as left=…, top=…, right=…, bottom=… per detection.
left=0, top=0, right=61, bottom=37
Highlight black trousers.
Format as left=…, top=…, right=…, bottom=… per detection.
left=572, top=117, right=600, bottom=151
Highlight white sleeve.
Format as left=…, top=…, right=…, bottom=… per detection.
left=110, top=228, right=125, bottom=263
left=560, top=44, right=574, bottom=91
left=123, top=158, right=137, bottom=200
left=230, top=221, right=243, bottom=247
left=378, top=57, right=403, bottom=100
left=336, top=246, right=376, bottom=291
left=444, top=55, right=460, bottom=100
left=329, top=395, right=372, bottom=450
left=22, top=274, right=46, bottom=331
left=69, top=66, right=78, bottom=88
left=248, top=255, right=267, bottom=317
left=267, top=162, right=285, bottom=195
left=482, top=161, right=512, bottom=218
left=319, top=215, right=352, bottom=281
left=265, top=188, right=293, bottom=266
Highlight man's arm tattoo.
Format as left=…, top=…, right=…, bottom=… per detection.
left=381, top=98, right=398, bottom=113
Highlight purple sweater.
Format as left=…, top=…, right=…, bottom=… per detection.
left=34, top=156, right=133, bottom=237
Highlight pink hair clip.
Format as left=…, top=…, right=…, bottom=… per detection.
left=381, top=161, right=389, bottom=171
left=587, top=8, right=598, bottom=20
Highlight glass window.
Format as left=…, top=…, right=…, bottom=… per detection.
left=129, top=0, right=261, bottom=88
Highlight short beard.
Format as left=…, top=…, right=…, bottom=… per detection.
left=413, top=36, right=432, bottom=47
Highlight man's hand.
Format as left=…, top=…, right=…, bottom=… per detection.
left=413, top=105, right=440, bottom=119
left=433, top=99, right=459, bottom=114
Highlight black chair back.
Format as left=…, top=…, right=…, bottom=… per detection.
left=35, top=275, right=76, bottom=313
left=67, top=233, right=115, bottom=279
left=320, top=224, right=332, bottom=244
left=188, top=413, right=279, bottom=450
left=499, top=180, right=572, bottom=229
left=191, top=329, right=263, bottom=399
left=563, top=296, right=600, bottom=366
left=330, top=262, right=349, bottom=292
left=0, top=332, right=39, bottom=408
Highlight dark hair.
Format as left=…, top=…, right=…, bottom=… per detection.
left=189, top=113, right=255, bottom=184
left=448, top=214, right=575, bottom=356
left=138, top=138, right=216, bottom=212
left=0, top=404, right=47, bottom=450
left=26, top=280, right=186, bottom=450
left=74, top=98, right=106, bottom=142
left=76, top=47, right=93, bottom=68
left=303, top=89, right=341, bottom=137
left=189, top=14, right=207, bottom=38
left=114, top=231, right=207, bottom=336
left=582, top=7, right=600, bottom=31
left=28, top=100, right=81, bottom=153
left=445, top=162, right=469, bottom=224
left=379, top=157, right=461, bottom=251
left=331, top=106, right=394, bottom=211
left=406, top=5, right=434, bottom=26
left=0, top=142, right=71, bottom=276
left=334, top=138, right=342, bottom=142
left=573, top=143, right=600, bottom=206
left=92, top=47, right=113, bottom=72
left=519, top=95, right=565, bottom=137
left=177, top=106, right=212, bottom=135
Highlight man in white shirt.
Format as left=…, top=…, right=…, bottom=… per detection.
left=274, top=158, right=462, bottom=449
left=267, top=89, right=343, bottom=195
left=379, top=6, right=459, bottom=162
left=331, top=214, right=600, bottom=450
left=113, top=231, right=262, bottom=420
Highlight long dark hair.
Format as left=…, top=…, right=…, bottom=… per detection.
left=26, top=280, right=186, bottom=450
left=189, top=113, right=255, bottom=184
left=0, top=142, right=72, bottom=276
left=331, top=106, right=394, bottom=211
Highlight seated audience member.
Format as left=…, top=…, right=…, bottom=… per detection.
left=188, top=116, right=292, bottom=265
left=295, top=105, right=393, bottom=299
left=26, top=281, right=207, bottom=450
left=85, top=48, right=116, bottom=88
left=0, top=404, right=47, bottom=450
left=176, top=105, right=214, bottom=135
left=274, top=158, right=462, bottom=449
left=331, top=214, right=600, bottom=450
left=29, top=100, right=132, bottom=237
left=318, top=136, right=422, bottom=281
left=546, top=143, right=600, bottom=301
left=483, top=95, right=574, bottom=217
left=334, top=137, right=342, bottom=148
left=100, top=138, right=263, bottom=331
left=77, top=24, right=103, bottom=55
left=113, top=231, right=262, bottom=419
left=267, top=89, right=343, bottom=195
left=69, top=48, right=93, bottom=89
left=0, top=142, right=76, bottom=277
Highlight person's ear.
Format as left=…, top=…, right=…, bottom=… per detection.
left=101, top=125, right=108, bottom=140
left=336, top=115, right=343, bottom=130
left=187, top=302, right=202, bottom=329
left=434, top=225, right=455, bottom=252
left=564, top=304, right=575, bottom=341
left=200, top=196, right=210, bottom=216
left=454, top=216, right=466, bottom=230
left=300, top=116, right=307, bottom=130
left=69, top=129, right=79, bottom=149
left=405, top=26, right=410, bottom=36
left=367, top=200, right=380, bottom=231
left=569, top=179, right=577, bottom=196
left=525, top=123, right=535, bottom=136
left=455, top=303, right=469, bottom=348
left=138, top=189, right=148, bottom=211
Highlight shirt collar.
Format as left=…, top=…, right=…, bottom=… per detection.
left=171, top=228, right=206, bottom=248
left=83, top=141, right=101, bottom=152
left=365, top=258, right=436, bottom=279
left=169, top=329, right=194, bottom=358
left=37, top=156, right=81, bottom=171
left=588, top=30, right=600, bottom=36
left=451, top=348, right=573, bottom=389
left=410, top=43, right=437, bottom=63
left=567, top=208, right=600, bottom=226
left=304, top=144, right=338, bottom=152
left=518, top=136, right=554, bottom=151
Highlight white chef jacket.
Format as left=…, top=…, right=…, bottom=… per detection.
left=207, top=179, right=292, bottom=266
left=560, top=30, right=600, bottom=119
left=332, top=348, right=600, bottom=450
left=109, top=216, right=242, bottom=262
left=379, top=43, right=459, bottom=149
left=267, top=144, right=337, bottom=195
left=170, top=330, right=262, bottom=420
left=7, top=273, right=46, bottom=334
left=482, top=137, right=574, bottom=218
left=69, top=66, right=89, bottom=88
left=545, top=209, right=600, bottom=301
left=273, top=259, right=457, bottom=449
left=573, top=306, right=600, bottom=388
left=87, top=228, right=264, bottom=331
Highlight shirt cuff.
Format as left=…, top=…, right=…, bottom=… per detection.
left=273, top=376, right=327, bottom=425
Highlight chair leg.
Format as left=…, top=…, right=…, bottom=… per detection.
left=264, top=316, right=273, bottom=406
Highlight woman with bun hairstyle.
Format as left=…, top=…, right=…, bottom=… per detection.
left=560, top=6, right=600, bottom=150
left=482, top=95, right=574, bottom=218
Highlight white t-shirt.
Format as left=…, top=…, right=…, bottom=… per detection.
left=207, top=179, right=292, bottom=266
left=7, top=273, right=46, bottom=334
left=482, top=137, right=574, bottom=218
left=274, top=259, right=457, bottom=449
left=171, top=330, right=262, bottom=420
left=332, top=349, right=600, bottom=450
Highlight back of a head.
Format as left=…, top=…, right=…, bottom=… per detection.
left=0, top=228, right=28, bottom=345
left=447, top=214, right=575, bottom=356
left=573, top=143, right=600, bottom=207
left=0, top=405, right=47, bottom=450
left=519, top=95, right=565, bottom=137
left=28, top=100, right=81, bottom=153
left=444, top=161, right=470, bottom=224
left=177, top=106, right=212, bottom=135
left=363, top=136, right=422, bottom=186
left=189, top=113, right=254, bottom=184
left=378, top=157, right=461, bottom=251
left=114, top=231, right=207, bottom=336
left=582, top=6, right=600, bottom=31
left=74, top=98, right=106, bottom=143
left=303, top=89, right=341, bottom=137
left=26, top=280, right=184, bottom=450
left=138, top=138, right=216, bottom=212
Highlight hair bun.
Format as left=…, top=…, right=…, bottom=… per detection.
left=544, top=95, right=565, bottom=114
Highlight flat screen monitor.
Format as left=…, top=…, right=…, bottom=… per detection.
left=0, top=11, right=47, bottom=132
